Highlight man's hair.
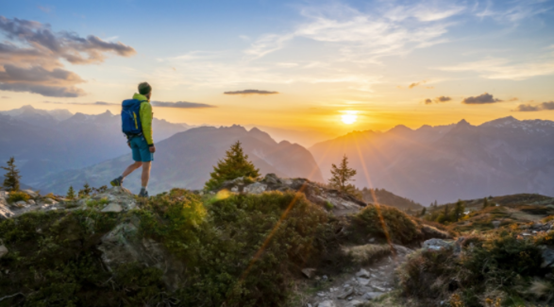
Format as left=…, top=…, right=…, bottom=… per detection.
left=138, top=82, right=152, bottom=95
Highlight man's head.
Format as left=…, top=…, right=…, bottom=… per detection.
left=138, top=82, right=152, bottom=99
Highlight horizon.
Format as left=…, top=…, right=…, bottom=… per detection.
left=1, top=0, right=554, bottom=135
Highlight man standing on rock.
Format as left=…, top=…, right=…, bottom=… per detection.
left=110, top=82, right=156, bottom=197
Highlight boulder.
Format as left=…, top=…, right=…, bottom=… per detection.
left=22, top=189, right=38, bottom=198
left=14, top=201, right=28, bottom=208
left=492, top=221, right=501, bottom=229
left=317, top=301, right=336, bottom=307
left=422, top=238, right=454, bottom=251
left=98, top=221, right=184, bottom=290
left=101, top=203, right=123, bottom=213
left=337, top=286, right=354, bottom=299
left=347, top=300, right=365, bottom=307
left=243, top=182, right=267, bottom=194
left=0, top=202, right=14, bottom=220
left=356, top=268, right=370, bottom=278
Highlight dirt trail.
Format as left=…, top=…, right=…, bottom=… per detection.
left=302, top=245, right=413, bottom=307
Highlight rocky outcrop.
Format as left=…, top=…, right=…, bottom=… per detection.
left=214, top=173, right=367, bottom=216
left=97, top=219, right=184, bottom=290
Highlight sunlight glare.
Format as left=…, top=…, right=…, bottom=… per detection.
left=341, top=112, right=358, bottom=124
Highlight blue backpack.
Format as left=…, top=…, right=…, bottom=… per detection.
left=121, top=99, right=146, bottom=137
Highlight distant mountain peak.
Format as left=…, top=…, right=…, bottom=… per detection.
left=388, top=124, right=413, bottom=134
left=456, top=119, right=472, bottom=127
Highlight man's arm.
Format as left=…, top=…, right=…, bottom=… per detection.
left=140, top=102, right=154, bottom=147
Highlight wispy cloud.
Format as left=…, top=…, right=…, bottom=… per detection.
left=245, top=2, right=462, bottom=62
left=513, top=101, right=554, bottom=112
left=437, top=56, right=554, bottom=80
left=224, top=90, right=279, bottom=95
left=462, top=93, right=502, bottom=104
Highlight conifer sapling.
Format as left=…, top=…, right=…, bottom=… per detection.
left=205, top=141, right=260, bottom=190
left=2, top=157, right=21, bottom=192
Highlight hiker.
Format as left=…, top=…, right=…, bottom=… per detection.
left=110, top=82, right=156, bottom=197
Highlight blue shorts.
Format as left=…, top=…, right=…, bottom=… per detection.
left=130, top=136, right=154, bottom=162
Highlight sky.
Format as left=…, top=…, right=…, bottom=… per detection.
left=1, top=0, right=554, bottom=135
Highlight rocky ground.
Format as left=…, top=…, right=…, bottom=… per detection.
left=302, top=244, right=413, bottom=307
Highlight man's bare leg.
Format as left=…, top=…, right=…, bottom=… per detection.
left=141, top=161, right=151, bottom=188
left=123, top=161, right=143, bottom=178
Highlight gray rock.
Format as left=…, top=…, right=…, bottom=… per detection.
left=28, top=199, right=36, bottom=206
left=101, top=203, right=123, bottom=213
left=243, top=182, right=267, bottom=194
left=22, top=189, right=38, bottom=198
left=302, top=268, right=317, bottom=279
left=363, top=292, right=383, bottom=300
left=0, top=202, right=14, bottom=220
left=492, top=221, right=501, bottom=229
left=43, top=198, right=55, bottom=204
left=317, top=301, right=336, bottom=307
left=98, top=221, right=184, bottom=291
left=356, top=268, right=370, bottom=278
left=357, top=277, right=370, bottom=286
left=337, top=287, right=354, bottom=299
left=423, top=238, right=454, bottom=251
left=347, top=300, right=365, bottom=307
left=14, top=201, right=28, bottom=208
left=0, top=244, right=8, bottom=258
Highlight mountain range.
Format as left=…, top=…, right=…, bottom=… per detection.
left=310, top=116, right=554, bottom=205
left=0, top=105, right=190, bottom=180
left=34, top=125, right=324, bottom=195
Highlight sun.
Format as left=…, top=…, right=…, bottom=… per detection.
left=341, top=113, right=357, bottom=125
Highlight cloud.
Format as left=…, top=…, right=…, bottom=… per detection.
left=43, top=100, right=215, bottom=109
left=1, top=96, right=9, bottom=98
left=462, top=93, right=502, bottom=104
left=0, top=83, right=85, bottom=97
left=409, top=80, right=430, bottom=89
left=513, top=101, right=554, bottom=112
left=224, top=89, right=279, bottom=95
left=38, top=6, right=53, bottom=13
left=245, top=2, right=462, bottom=62
left=437, top=56, right=554, bottom=80
left=424, top=96, right=452, bottom=104
left=151, top=101, right=216, bottom=108
left=0, top=16, right=136, bottom=97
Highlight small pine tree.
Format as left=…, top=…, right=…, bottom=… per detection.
left=420, top=207, right=427, bottom=217
left=205, top=141, right=260, bottom=190
left=66, top=186, right=76, bottom=200
left=329, top=155, right=357, bottom=195
left=482, top=197, right=489, bottom=209
left=78, top=183, right=92, bottom=198
left=1, top=157, right=21, bottom=192
left=453, top=200, right=465, bottom=222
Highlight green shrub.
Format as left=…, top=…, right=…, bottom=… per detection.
left=350, top=204, right=421, bottom=245
left=325, top=201, right=334, bottom=210
left=398, top=231, right=552, bottom=307
left=7, top=191, right=30, bottom=203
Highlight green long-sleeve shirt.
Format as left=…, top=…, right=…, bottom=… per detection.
left=132, top=93, right=154, bottom=146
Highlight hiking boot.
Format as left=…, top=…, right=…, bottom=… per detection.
left=138, top=188, right=149, bottom=198
left=110, top=176, right=123, bottom=187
